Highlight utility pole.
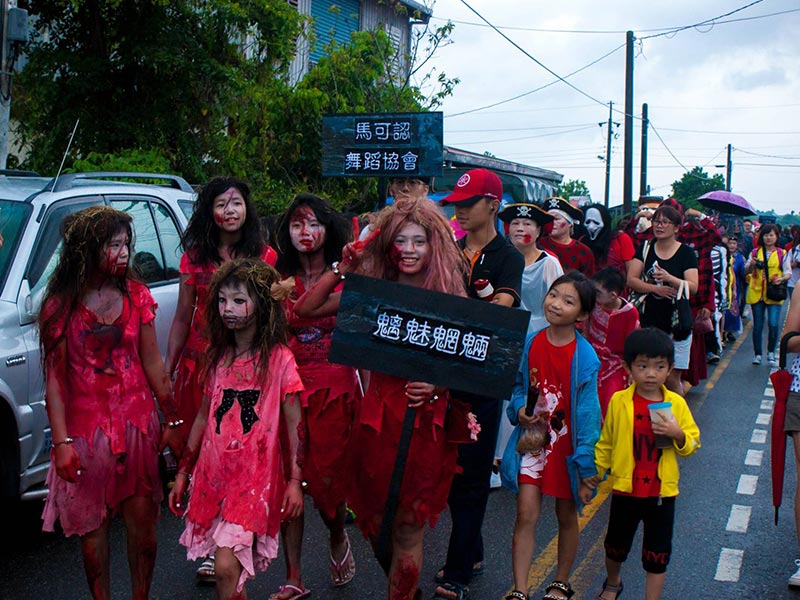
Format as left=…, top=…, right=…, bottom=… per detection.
left=0, top=0, right=28, bottom=169
left=639, top=102, right=649, bottom=198
left=726, top=143, right=732, bottom=191
left=599, top=101, right=618, bottom=208
left=622, top=30, right=635, bottom=216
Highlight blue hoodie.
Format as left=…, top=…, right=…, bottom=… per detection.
left=500, top=328, right=601, bottom=510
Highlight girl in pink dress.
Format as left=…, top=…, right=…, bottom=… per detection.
left=165, top=176, right=276, bottom=581
left=294, top=198, right=470, bottom=600
left=39, top=206, right=182, bottom=600
left=169, top=258, right=305, bottom=600
left=269, top=194, right=358, bottom=600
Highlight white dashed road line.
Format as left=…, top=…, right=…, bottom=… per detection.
left=725, top=505, right=752, bottom=533
left=761, top=399, right=775, bottom=411
left=751, top=429, right=767, bottom=444
left=736, top=474, right=758, bottom=495
left=764, top=387, right=775, bottom=397
left=756, top=412, right=771, bottom=426
left=715, top=548, right=745, bottom=582
left=744, top=449, right=764, bottom=467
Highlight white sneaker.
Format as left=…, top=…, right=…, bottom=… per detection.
left=769, top=352, right=778, bottom=366
left=789, top=559, right=800, bottom=587
left=752, top=355, right=762, bottom=365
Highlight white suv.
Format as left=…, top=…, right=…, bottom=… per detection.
left=0, top=171, right=194, bottom=500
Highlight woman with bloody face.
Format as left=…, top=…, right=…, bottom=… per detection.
left=293, top=197, right=471, bottom=600
left=268, top=194, right=357, bottom=600
left=39, top=206, right=182, bottom=600
left=165, top=176, right=276, bottom=582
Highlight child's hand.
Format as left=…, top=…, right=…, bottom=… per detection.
left=168, top=473, right=189, bottom=516
left=405, top=381, right=436, bottom=408
left=578, top=482, right=593, bottom=505
left=651, top=413, right=686, bottom=445
left=54, top=444, right=82, bottom=483
left=583, top=474, right=600, bottom=490
left=517, top=407, right=540, bottom=428
left=160, top=425, right=186, bottom=457
left=281, top=480, right=304, bottom=521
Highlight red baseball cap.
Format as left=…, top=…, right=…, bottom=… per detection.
left=440, top=168, right=503, bottom=206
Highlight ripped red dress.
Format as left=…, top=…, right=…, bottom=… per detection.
left=173, top=246, right=277, bottom=428
left=348, top=373, right=460, bottom=540
left=179, top=346, right=304, bottom=593
left=285, top=278, right=360, bottom=518
left=41, top=281, right=162, bottom=536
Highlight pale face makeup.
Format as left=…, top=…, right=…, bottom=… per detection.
left=218, top=282, right=256, bottom=331
left=508, top=217, right=540, bottom=250
left=584, top=208, right=604, bottom=241
left=289, top=206, right=326, bottom=254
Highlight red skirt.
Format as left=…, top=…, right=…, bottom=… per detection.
left=348, top=373, right=459, bottom=541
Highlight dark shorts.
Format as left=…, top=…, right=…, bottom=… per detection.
left=784, top=392, right=800, bottom=433
left=604, top=493, right=675, bottom=574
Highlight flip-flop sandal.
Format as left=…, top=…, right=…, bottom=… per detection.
left=195, top=556, right=215, bottom=585
left=330, top=531, right=356, bottom=586
left=595, top=578, right=623, bottom=600
left=433, top=581, right=469, bottom=599
left=268, top=583, right=312, bottom=600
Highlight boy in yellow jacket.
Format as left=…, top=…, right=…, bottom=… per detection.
left=588, top=327, right=700, bottom=600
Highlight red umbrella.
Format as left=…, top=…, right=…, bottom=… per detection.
left=771, top=332, right=800, bottom=524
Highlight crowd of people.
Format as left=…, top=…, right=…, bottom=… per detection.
left=36, top=168, right=800, bottom=600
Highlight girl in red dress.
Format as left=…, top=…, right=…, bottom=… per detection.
left=169, top=258, right=304, bottom=600
left=294, top=197, right=470, bottom=600
left=269, top=194, right=358, bottom=600
left=501, top=272, right=602, bottom=600
left=164, top=176, right=276, bottom=581
left=39, top=206, right=182, bottom=600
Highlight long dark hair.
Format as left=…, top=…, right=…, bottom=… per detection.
left=203, top=259, right=290, bottom=384
left=181, top=176, right=265, bottom=265
left=39, top=206, right=134, bottom=356
left=274, top=193, right=352, bottom=275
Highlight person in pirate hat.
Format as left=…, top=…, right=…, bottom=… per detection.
left=539, top=197, right=596, bottom=276
left=497, top=203, right=563, bottom=333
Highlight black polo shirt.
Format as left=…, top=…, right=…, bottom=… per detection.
left=458, top=233, right=524, bottom=307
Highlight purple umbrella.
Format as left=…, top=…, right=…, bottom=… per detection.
left=697, top=190, right=757, bottom=216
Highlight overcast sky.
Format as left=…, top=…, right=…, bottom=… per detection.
left=421, top=0, right=800, bottom=215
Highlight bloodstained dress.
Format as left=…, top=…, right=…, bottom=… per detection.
left=173, top=246, right=277, bottom=428
left=518, top=332, right=576, bottom=499
left=179, top=346, right=304, bottom=592
left=347, top=373, right=460, bottom=541
left=285, top=278, right=360, bottom=519
left=41, top=280, right=162, bottom=536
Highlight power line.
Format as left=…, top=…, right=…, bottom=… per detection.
left=452, top=124, right=597, bottom=145
left=735, top=162, right=800, bottom=167
left=447, top=103, right=598, bottom=117
left=658, top=126, right=800, bottom=135
left=734, top=148, right=800, bottom=160
left=445, top=41, right=625, bottom=118
left=457, top=0, right=611, bottom=111
left=638, top=0, right=765, bottom=40
left=650, top=102, right=800, bottom=111
left=447, top=122, right=597, bottom=133
left=431, top=6, right=799, bottom=35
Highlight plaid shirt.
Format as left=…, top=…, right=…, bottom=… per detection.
left=678, top=216, right=721, bottom=309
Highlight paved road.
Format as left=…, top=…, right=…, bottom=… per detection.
left=2, top=318, right=800, bottom=599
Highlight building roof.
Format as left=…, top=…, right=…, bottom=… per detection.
left=399, top=0, right=433, bottom=21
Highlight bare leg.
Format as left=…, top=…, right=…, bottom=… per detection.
left=666, top=369, right=683, bottom=395
left=80, top=518, right=112, bottom=600
left=278, top=514, right=304, bottom=592
left=511, top=484, right=542, bottom=591
left=792, top=432, right=800, bottom=547
left=321, top=503, right=348, bottom=562
left=599, top=556, right=623, bottom=599
left=387, top=507, right=424, bottom=600
left=120, top=496, right=158, bottom=600
left=553, top=497, right=579, bottom=591
left=215, top=546, right=247, bottom=600
left=645, top=571, right=666, bottom=600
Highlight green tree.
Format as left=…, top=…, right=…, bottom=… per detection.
left=557, top=178, right=590, bottom=199
left=670, top=167, right=725, bottom=212
left=13, top=1, right=457, bottom=215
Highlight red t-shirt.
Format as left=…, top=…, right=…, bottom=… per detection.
left=539, top=237, right=596, bottom=276
left=618, top=391, right=662, bottom=498
left=518, top=331, right=575, bottom=499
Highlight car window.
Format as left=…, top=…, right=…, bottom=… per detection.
left=178, top=199, right=195, bottom=220
left=27, top=198, right=101, bottom=297
left=0, top=200, right=32, bottom=289
left=152, top=202, right=182, bottom=280
left=109, top=198, right=166, bottom=284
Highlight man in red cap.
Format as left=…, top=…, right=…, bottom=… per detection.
left=434, top=168, right=524, bottom=599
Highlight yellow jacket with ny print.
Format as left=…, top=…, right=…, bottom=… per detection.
left=595, top=384, right=700, bottom=497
